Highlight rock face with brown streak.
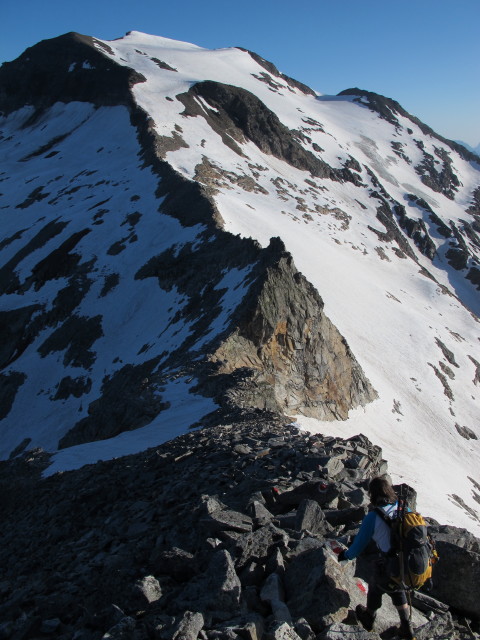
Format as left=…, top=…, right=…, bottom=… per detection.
left=211, top=244, right=377, bottom=420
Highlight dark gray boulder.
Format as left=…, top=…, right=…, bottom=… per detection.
left=177, top=550, right=241, bottom=620
left=233, top=523, right=289, bottom=570
left=274, top=480, right=340, bottom=512
left=261, top=572, right=292, bottom=623
left=130, top=576, right=162, bottom=609
left=201, top=507, right=253, bottom=534
left=265, top=621, right=303, bottom=640
left=295, top=499, right=327, bottom=535
left=284, top=546, right=356, bottom=630
left=428, top=525, right=480, bottom=618
left=150, top=547, right=197, bottom=582
left=101, top=616, right=136, bottom=639
left=153, top=611, right=205, bottom=640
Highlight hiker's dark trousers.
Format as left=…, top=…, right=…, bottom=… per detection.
left=367, top=555, right=407, bottom=610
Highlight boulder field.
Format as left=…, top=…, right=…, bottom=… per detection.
left=0, top=409, right=479, bottom=639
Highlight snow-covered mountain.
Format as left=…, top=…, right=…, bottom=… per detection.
left=456, top=140, right=480, bottom=157
left=0, top=32, right=479, bottom=536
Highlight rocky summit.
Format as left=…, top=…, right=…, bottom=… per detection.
left=0, top=412, right=479, bottom=639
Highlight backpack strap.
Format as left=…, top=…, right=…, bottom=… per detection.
left=375, top=507, right=392, bottom=526
left=375, top=502, right=398, bottom=524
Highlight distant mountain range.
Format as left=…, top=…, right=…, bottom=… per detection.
left=0, top=31, right=479, bottom=535
left=456, top=140, right=480, bottom=156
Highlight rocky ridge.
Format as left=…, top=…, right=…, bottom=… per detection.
left=0, top=412, right=479, bottom=640
left=0, top=32, right=378, bottom=457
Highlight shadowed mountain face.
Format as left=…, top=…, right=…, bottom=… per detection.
left=0, top=32, right=479, bottom=534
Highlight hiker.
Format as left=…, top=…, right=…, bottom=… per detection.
left=336, top=476, right=417, bottom=640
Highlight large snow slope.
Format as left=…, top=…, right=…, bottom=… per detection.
left=1, top=32, right=479, bottom=536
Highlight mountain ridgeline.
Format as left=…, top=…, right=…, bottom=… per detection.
left=0, top=31, right=479, bottom=533
left=0, top=32, right=378, bottom=455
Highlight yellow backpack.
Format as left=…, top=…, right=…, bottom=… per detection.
left=376, top=502, right=439, bottom=590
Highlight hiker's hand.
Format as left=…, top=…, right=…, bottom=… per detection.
left=337, top=550, right=347, bottom=562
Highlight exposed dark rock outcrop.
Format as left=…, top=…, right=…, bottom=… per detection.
left=368, top=191, right=417, bottom=260
left=209, top=240, right=377, bottom=419
left=394, top=203, right=436, bottom=260
left=467, top=266, right=480, bottom=290
left=467, top=186, right=480, bottom=216
left=407, top=194, right=452, bottom=238
left=0, top=305, right=43, bottom=370
left=0, top=371, right=26, bottom=419
left=236, top=48, right=317, bottom=97
left=38, top=314, right=103, bottom=369
left=339, top=89, right=403, bottom=128
left=177, top=81, right=360, bottom=185
left=58, top=357, right=166, bottom=448
left=446, top=221, right=471, bottom=270
left=414, top=146, right=460, bottom=200
left=0, top=32, right=145, bottom=117
left=27, top=228, right=92, bottom=291
left=427, top=525, right=480, bottom=617
left=339, top=88, right=480, bottom=165
left=0, top=219, right=68, bottom=295
left=53, top=375, right=92, bottom=400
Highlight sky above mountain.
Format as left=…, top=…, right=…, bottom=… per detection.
left=1, top=0, right=479, bottom=147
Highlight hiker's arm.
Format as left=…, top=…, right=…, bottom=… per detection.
left=342, top=511, right=376, bottom=560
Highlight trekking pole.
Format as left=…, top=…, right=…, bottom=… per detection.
left=464, top=617, right=475, bottom=640
left=398, top=487, right=415, bottom=621
left=398, top=489, right=406, bottom=587
left=397, top=488, right=412, bottom=621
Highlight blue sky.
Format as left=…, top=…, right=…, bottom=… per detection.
left=2, top=0, right=479, bottom=146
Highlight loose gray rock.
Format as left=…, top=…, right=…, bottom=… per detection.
left=0, top=413, right=477, bottom=640
left=284, top=547, right=357, bottom=630
left=178, top=550, right=241, bottom=619
left=275, top=481, right=339, bottom=511
left=261, top=573, right=292, bottom=623
left=201, top=507, right=253, bottom=533
left=249, top=500, right=274, bottom=526
left=413, top=612, right=456, bottom=640
left=428, top=526, right=480, bottom=618
left=151, top=547, right=196, bottom=582
left=234, top=523, right=289, bottom=569
left=293, top=618, right=316, bottom=640
left=208, top=615, right=265, bottom=640
left=317, top=622, right=382, bottom=639
left=265, top=621, right=303, bottom=640
left=102, top=616, right=136, bottom=639
left=167, top=611, right=205, bottom=640
left=131, top=575, right=162, bottom=608
left=323, top=506, right=367, bottom=526
left=295, top=499, right=327, bottom=534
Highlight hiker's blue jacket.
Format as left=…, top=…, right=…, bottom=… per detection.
left=344, top=502, right=399, bottom=560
